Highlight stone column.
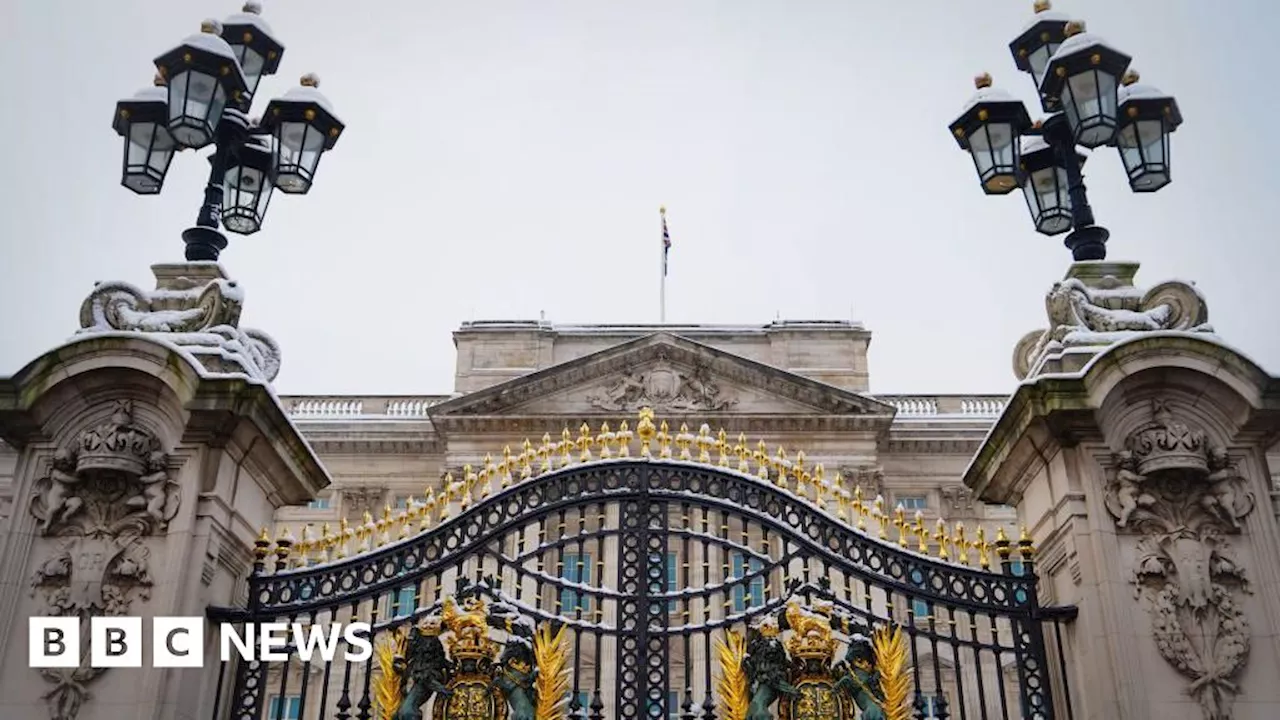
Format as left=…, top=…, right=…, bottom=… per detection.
left=0, top=263, right=331, bottom=720
left=965, top=261, right=1280, bottom=720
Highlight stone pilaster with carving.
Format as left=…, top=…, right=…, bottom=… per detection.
left=24, top=399, right=175, bottom=719
left=1102, top=399, right=1257, bottom=720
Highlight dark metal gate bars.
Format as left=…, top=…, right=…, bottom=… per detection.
left=209, top=414, right=1076, bottom=720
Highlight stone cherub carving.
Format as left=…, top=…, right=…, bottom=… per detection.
left=1109, top=450, right=1154, bottom=528
left=30, top=400, right=180, bottom=538
left=40, top=449, right=85, bottom=534
left=1203, top=447, right=1246, bottom=530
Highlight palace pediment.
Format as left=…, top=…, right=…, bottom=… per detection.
left=427, top=333, right=894, bottom=432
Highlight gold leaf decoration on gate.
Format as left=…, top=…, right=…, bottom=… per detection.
left=373, top=627, right=409, bottom=720
left=714, top=630, right=749, bottom=720
left=871, top=623, right=913, bottom=720
left=534, top=622, right=572, bottom=720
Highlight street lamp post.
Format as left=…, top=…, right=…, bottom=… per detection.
left=948, top=1, right=1182, bottom=262
left=112, top=1, right=345, bottom=262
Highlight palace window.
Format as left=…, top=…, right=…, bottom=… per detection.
left=306, top=496, right=330, bottom=510
left=909, top=568, right=930, bottom=620
left=896, top=495, right=928, bottom=511
left=266, top=695, right=301, bottom=720
left=390, top=585, right=417, bottom=618
left=731, top=553, right=765, bottom=613
left=560, top=553, right=591, bottom=615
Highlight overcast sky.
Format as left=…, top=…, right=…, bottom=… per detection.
left=1, top=1, right=1276, bottom=396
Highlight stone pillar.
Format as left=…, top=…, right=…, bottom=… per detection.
left=0, top=263, right=331, bottom=720
left=965, top=261, right=1280, bottom=720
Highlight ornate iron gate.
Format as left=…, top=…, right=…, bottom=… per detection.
left=209, top=416, right=1076, bottom=720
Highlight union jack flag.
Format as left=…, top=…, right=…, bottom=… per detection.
left=661, top=208, right=671, bottom=277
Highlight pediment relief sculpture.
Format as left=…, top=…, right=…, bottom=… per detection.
left=1102, top=399, right=1256, bottom=720
left=587, top=357, right=737, bottom=412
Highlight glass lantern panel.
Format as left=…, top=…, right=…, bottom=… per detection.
left=274, top=121, right=326, bottom=192
left=167, top=70, right=226, bottom=148
left=1064, top=69, right=1118, bottom=147
left=123, top=121, right=174, bottom=193
left=223, top=164, right=266, bottom=234
left=233, top=46, right=266, bottom=97
left=1137, top=118, right=1165, bottom=165
left=970, top=122, right=1018, bottom=193
left=1028, top=44, right=1058, bottom=88
left=1023, top=166, right=1072, bottom=235
left=1116, top=122, right=1143, bottom=175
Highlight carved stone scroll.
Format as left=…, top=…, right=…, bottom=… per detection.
left=1014, top=266, right=1214, bottom=380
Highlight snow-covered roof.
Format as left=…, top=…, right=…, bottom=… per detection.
left=157, top=24, right=249, bottom=89
left=129, top=85, right=167, bottom=103
left=958, top=85, right=1022, bottom=116
left=223, top=2, right=274, bottom=37
left=277, top=76, right=341, bottom=123
left=1118, top=82, right=1171, bottom=104
left=1049, top=31, right=1127, bottom=66
left=1019, top=9, right=1071, bottom=36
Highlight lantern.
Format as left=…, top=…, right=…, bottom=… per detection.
left=221, top=1, right=284, bottom=100
left=260, top=74, right=345, bottom=194
left=1040, top=21, right=1131, bottom=149
left=949, top=74, right=1032, bottom=195
left=1008, top=0, right=1073, bottom=102
left=1115, top=71, right=1182, bottom=193
left=221, top=137, right=275, bottom=235
left=1019, top=133, right=1085, bottom=236
left=153, top=20, right=249, bottom=149
left=113, top=77, right=176, bottom=195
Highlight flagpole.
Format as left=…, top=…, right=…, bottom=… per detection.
left=659, top=205, right=667, bottom=323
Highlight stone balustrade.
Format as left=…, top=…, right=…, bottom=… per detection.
left=284, top=395, right=452, bottom=419
left=281, top=394, right=1008, bottom=420
left=876, top=395, right=1008, bottom=418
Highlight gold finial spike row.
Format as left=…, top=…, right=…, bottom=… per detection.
left=658, top=421, right=673, bottom=459
left=915, top=511, right=928, bottom=553
left=598, top=422, right=614, bottom=459
left=934, top=518, right=949, bottom=561
left=873, top=496, right=887, bottom=540
left=616, top=420, right=633, bottom=457
left=975, top=526, right=991, bottom=570
left=578, top=422, right=594, bottom=462
left=716, top=428, right=729, bottom=467
left=754, top=440, right=769, bottom=480
left=1018, top=525, right=1036, bottom=559
left=735, top=433, right=750, bottom=473
left=676, top=423, right=694, bottom=461
left=974, top=72, right=993, bottom=89
left=894, top=504, right=908, bottom=548
left=954, top=522, right=969, bottom=565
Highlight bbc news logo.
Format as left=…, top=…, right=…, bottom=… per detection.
left=29, top=617, right=373, bottom=668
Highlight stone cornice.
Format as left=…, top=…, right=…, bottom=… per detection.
left=427, top=333, right=896, bottom=422
left=964, top=333, right=1280, bottom=504
left=427, top=413, right=892, bottom=437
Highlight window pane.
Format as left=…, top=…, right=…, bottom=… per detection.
left=560, top=553, right=591, bottom=614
